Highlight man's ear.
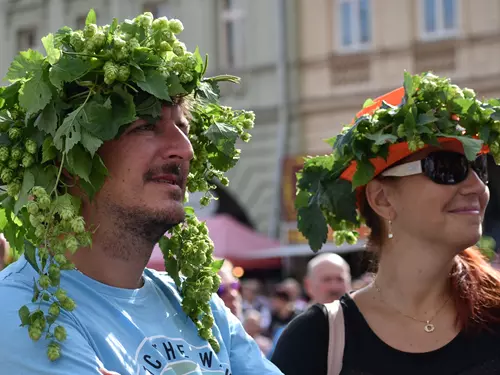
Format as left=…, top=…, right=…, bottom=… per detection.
left=365, top=179, right=395, bottom=221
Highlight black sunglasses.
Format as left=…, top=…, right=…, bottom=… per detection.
left=381, top=151, right=488, bottom=185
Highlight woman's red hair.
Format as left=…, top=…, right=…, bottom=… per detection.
left=452, top=247, right=500, bottom=330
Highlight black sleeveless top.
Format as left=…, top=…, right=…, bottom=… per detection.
left=270, top=294, right=500, bottom=375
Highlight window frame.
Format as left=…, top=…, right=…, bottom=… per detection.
left=335, top=0, right=372, bottom=53
left=219, top=0, right=245, bottom=69
left=419, top=0, right=460, bottom=41
left=16, top=27, right=37, bottom=51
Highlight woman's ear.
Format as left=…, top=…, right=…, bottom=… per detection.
left=365, top=179, right=395, bottom=220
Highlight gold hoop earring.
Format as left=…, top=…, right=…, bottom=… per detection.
left=388, top=220, right=393, bottom=239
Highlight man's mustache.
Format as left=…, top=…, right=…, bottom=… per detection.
left=143, top=163, right=185, bottom=183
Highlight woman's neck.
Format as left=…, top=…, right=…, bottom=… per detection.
left=373, top=238, right=457, bottom=315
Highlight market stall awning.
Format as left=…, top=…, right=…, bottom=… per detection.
left=147, top=214, right=282, bottom=270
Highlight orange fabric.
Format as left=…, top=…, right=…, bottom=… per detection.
left=352, top=86, right=405, bottom=122
left=338, top=86, right=489, bottom=183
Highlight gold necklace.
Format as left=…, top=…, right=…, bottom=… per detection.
left=373, top=281, right=451, bottom=333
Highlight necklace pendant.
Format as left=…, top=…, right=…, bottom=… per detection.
left=424, top=322, right=435, bottom=333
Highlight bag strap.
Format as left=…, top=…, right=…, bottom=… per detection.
left=325, top=300, right=345, bottom=375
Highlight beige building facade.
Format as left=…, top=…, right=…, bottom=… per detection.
left=297, top=0, right=500, bottom=155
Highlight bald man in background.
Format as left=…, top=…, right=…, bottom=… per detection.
left=303, top=253, right=351, bottom=304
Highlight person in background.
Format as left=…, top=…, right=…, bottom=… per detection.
left=267, top=285, right=300, bottom=339
left=0, top=234, right=7, bottom=271
left=241, top=278, right=272, bottom=331
left=278, top=278, right=308, bottom=312
left=303, top=253, right=352, bottom=304
left=218, top=259, right=243, bottom=320
left=243, top=309, right=273, bottom=357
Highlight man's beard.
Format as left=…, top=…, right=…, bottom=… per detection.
left=101, top=202, right=185, bottom=261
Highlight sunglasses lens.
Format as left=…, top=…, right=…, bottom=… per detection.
left=423, top=152, right=468, bottom=184
left=472, top=154, right=489, bottom=184
left=423, top=152, right=488, bottom=185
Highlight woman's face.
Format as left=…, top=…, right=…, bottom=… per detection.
left=378, top=148, right=490, bottom=250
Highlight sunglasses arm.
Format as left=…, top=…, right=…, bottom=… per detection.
left=381, top=160, right=423, bottom=178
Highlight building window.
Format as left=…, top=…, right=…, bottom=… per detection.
left=421, top=0, right=458, bottom=40
left=143, top=1, right=169, bottom=18
left=220, top=0, right=245, bottom=68
left=17, top=28, right=36, bottom=51
left=337, top=0, right=372, bottom=52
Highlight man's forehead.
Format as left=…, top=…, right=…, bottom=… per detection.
left=315, top=262, right=346, bottom=276
left=134, top=103, right=189, bottom=125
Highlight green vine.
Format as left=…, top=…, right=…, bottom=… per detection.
left=296, top=72, right=500, bottom=252
left=0, top=9, right=254, bottom=360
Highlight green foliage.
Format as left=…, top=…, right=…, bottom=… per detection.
left=296, top=71, right=500, bottom=252
left=1, top=8, right=254, bottom=361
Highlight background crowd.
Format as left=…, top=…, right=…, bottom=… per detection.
left=215, top=253, right=374, bottom=357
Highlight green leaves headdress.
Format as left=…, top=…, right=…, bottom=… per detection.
left=0, top=9, right=254, bottom=360
left=296, top=72, right=500, bottom=252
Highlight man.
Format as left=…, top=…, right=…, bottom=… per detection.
left=0, top=10, right=282, bottom=375
left=241, top=279, right=271, bottom=331
left=242, top=310, right=272, bottom=357
left=277, top=278, right=307, bottom=313
left=267, top=285, right=300, bottom=339
left=303, top=253, right=352, bottom=304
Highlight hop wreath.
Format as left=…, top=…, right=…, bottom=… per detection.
left=296, top=71, right=500, bottom=252
left=0, top=9, right=254, bottom=361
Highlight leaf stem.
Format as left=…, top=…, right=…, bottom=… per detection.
left=140, top=29, right=161, bottom=47
left=67, top=91, right=90, bottom=101
left=52, top=88, right=92, bottom=197
left=62, top=51, right=105, bottom=59
left=123, top=82, right=138, bottom=93
left=52, top=153, right=65, bottom=198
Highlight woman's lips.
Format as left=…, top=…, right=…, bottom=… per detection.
left=448, top=207, right=481, bottom=214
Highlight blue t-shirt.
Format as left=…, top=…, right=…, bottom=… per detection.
left=0, top=256, right=283, bottom=375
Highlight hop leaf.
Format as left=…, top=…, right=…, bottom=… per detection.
left=1, top=168, right=14, bottom=184
left=39, top=275, right=51, bottom=290
left=0, top=146, right=9, bottom=162
left=22, top=154, right=35, bottom=168
left=54, top=288, right=66, bottom=301
left=27, top=201, right=39, bottom=215
left=169, top=19, right=184, bottom=34
left=54, top=254, right=67, bottom=265
left=25, top=139, right=38, bottom=154
left=47, top=341, right=61, bottom=361
left=48, top=303, right=60, bottom=317
left=10, top=146, right=23, bottom=161
left=60, top=297, right=76, bottom=311
left=53, top=325, right=67, bottom=342
left=8, top=127, right=22, bottom=141
left=28, top=326, right=43, bottom=341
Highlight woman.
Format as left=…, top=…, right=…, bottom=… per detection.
left=271, top=73, right=500, bottom=374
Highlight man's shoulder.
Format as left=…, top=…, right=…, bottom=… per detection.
left=0, top=257, right=37, bottom=294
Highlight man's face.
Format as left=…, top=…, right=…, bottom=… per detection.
left=92, top=104, right=193, bottom=244
left=306, top=263, right=349, bottom=304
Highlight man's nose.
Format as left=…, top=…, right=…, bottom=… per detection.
left=159, top=125, right=194, bottom=161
